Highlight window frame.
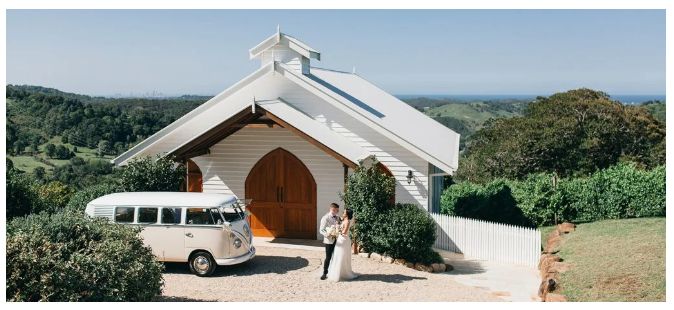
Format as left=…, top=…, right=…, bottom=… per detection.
left=137, top=207, right=159, bottom=224
left=185, top=207, right=225, bottom=227
left=160, top=207, right=184, bottom=225
left=114, top=206, right=136, bottom=224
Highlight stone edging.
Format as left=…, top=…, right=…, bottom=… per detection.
left=538, top=222, right=575, bottom=302
left=357, top=252, right=453, bottom=274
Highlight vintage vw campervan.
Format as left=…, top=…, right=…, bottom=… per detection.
left=85, top=192, right=255, bottom=276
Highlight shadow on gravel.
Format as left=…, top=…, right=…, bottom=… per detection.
left=445, top=259, right=487, bottom=275
left=163, top=255, right=309, bottom=277
left=353, top=273, right=427, bottom=283
left=154, top=296, right=216, bottom=302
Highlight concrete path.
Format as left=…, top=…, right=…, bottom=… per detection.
left=436, top=249, right=541, bottom=302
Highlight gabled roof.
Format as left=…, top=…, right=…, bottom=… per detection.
left=249, top=31, right=320, bottom=61
left=275, top=63, right=461, bottom=173
left=114, top=32, right=460, bottom=174
left=112, top=62, right=275, bottom=166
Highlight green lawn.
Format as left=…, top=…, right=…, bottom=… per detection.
left=8, top=155, right=53, bottom=173
left=553, top=218, right=665, bottom=301
left=9, top=136, right=114, bottom=173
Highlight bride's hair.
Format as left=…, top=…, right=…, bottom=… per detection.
left=345, top=208, right=354, bottom=220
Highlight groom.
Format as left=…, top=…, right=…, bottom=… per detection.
left=319, top=202, right=342, bottom=280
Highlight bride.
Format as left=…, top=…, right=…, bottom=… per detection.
left=327, top=208, right=359, bottom=282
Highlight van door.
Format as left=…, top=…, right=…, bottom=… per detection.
left=184, top=208, right=228, bottom=260
left=158, top=207, right=186, bottom=262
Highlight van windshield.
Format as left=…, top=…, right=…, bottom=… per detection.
left=220, top=203, right=245, bottom=222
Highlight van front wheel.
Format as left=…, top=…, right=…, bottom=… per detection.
left=189, top=251, right=216, bottom=277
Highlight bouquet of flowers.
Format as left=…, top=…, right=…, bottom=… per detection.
left=326, top=224, right=341, bottom=238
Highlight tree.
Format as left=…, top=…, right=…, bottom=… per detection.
left=456, top=89, right=666, bottom=183
left=45, top=143, right=56, bottom=158
left=97, top=140, right=111, bottom=157
left=33, top=166, right=46, bottom=181
left=54, top=145, right=73, bottom=159
left=120, top=156, right=186, bottom=192
left=6, top=167, right=40, bottom=219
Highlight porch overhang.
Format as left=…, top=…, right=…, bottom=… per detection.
left=167, top=99, right=367, bottom=169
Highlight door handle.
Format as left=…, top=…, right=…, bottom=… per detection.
left=276, top=186, right=280, bottom=202
left=185, top=232, right=193, bottom=238
left=280, top=187, right=283, bottom=202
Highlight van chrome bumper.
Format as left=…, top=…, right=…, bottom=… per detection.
left=215, top=246, right=256, bottom=266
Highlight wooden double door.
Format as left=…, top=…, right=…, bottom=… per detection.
left=245, top=148, right=317, bottom=239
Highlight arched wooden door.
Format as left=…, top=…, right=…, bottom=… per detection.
left=245, top=148, right=317, bottom=239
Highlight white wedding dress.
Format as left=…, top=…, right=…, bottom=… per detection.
left=327, top=221, right=359, bottom=282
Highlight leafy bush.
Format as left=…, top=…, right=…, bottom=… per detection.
left=6, top=168, right=41, bottom=219
left=65, top=182, right=121, bottom=213
left=343, top=158, right=441, bottom=264
left=7, top=211, right=163, bottom=301
left=370, top=204, right=442, bottom=264
left=341, top=158, right=396, bottom=250
left=35, top=181, right=74, bottom=214
left=440, top=179, right=534, bottom=227
left=441, top=163, right=665, bottom=226
left=120, top=156, right=185, bottom=192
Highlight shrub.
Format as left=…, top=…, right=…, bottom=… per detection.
left=441, top=163, right=665, bottom=226
left=343, top=158, right=441, bottom=264
left=370, top=204, right=442, bottom=264
left=341, top=158, right=395, bottom=251
left=564, top=163, right=665, bottom=223
left=120, top=156, right=185, bottom=192
left=441, top=179, right=534, bottom=227
left=6, top=168, right=40, bottom=219
left=35, top=181, right=74, bottom=214
left=7, top=211, right=163, bottom=301
left=65, top=182, right=121, bottom=213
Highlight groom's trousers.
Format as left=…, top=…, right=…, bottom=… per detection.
left=323, top=240, right=337, bottom=275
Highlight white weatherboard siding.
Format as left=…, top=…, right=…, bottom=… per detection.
left=191, top=126, right=344, bottom=240
left=272, top=75, right=432, bottom=209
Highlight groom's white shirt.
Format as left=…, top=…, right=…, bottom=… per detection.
left=319, top=212, right=341, bottom=244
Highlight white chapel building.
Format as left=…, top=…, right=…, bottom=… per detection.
left=114, top=30, right=460, bottom=240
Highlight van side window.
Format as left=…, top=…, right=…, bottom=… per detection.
left=115, top=207, right=135, bottom=223
left=138, top=208, right=158, bottom=224
left=186, top=208, right=223, bottom=225
left=161, top=208, right=182, bottom=224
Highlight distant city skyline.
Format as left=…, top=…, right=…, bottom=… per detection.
left=6, top=10, right=666, bottom=97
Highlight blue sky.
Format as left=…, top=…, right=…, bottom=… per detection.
left=6, top=10, right=665, bottom=97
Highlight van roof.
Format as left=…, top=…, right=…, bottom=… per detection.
left=87, top=192, right=238, bottom=207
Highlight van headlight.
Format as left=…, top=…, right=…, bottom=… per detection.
left=233, top=238, right=242, bottom=249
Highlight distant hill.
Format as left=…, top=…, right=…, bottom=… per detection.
left=402, top=97, right=530, bottom=148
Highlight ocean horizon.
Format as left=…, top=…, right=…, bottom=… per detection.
left=395, top=94, right=666, bottom=104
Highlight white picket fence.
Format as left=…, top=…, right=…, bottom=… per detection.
left=430, top=212, right=541, bottom=268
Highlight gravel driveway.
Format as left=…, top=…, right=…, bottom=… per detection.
left=160, top=246, right=501, bottom=302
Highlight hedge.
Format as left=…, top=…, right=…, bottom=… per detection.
left=7, top=211, right=164, bottom=301
left=441, top=163, right=665, bottom=227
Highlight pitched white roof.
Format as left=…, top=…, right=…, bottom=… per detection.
left=114, top=32, right=460, bottom=174
left=87, top=192, right=238, bottom=207
left=275, top=63, right=460, bottom=173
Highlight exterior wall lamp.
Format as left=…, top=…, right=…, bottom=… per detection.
left=407, top=170, right=414, bottom=184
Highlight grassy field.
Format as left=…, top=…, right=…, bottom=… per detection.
left=8, top=136, right=115, bottom=173
left=550, top=218, right=665, bottom=301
